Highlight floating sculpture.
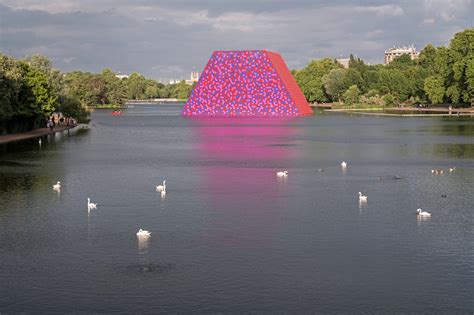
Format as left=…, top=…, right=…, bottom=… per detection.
left=182, top=50, right=313, bottom=117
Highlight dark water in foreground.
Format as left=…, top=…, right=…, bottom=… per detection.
left=1, top=104, right=473, bottom=313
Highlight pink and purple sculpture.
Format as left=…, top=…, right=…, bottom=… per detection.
left=182, top=50, right=313, bottom=117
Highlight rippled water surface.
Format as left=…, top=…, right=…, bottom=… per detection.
left=1, top=104, right=473, bottom=312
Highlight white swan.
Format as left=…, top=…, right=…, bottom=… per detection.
left=87, top=197, right=97, bottom=210
left=52, top=181, right=61, bottom=191
left=156, top=180, right=166, bottom=192
left=136, top=229, right=151, bottom=237
left=449, top=167, right=456, bottom=172
left=38, top=138, right=42, bottom=145
left=341, top=161, right=347, bottom=168
left=276, top=170, right=288, bottom=177
left=358, top=192, right=368, bottom=202
left=417, top=208, right=431, bottom=217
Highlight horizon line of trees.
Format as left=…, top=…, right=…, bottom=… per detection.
left=0, top=54, right=194, bottom=134
left=293, top=28, right=473, bottom=107
left=1, top=27, right=472, bottom=134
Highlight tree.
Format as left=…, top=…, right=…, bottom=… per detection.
left=89, top=75, right=107, bottom=105
left=465, top=56, right=474, bottom=104
left=446, top=85, right=461, bottom=104
left=174, top=81, right=193, bottom=99
left=24, top=65, right=57, bottom=116
left=366, top=89, right=379, bottom=97
left=388, top=54, right=416, bottom=68
left=342, top=85, right=360, bottom=105
left=0, top=70, right=14, bottom=125
left=348, top=54, right=366, bottom=71
left=382, top=93, right=395, bottom=106
left=449, top=28, right=474, bottom=58
left=424, top=76, right=445, bottom=104
left=145, top=85, right=159, bottom=99
left=126, top=73, right=147, bottom=99
left=322, top=68, right=347, bottom=101
left=57, top=94, right=89, bottom=123
left=322, top=67, right=366, bottom=102
left=62, top=71, right=97, bottom=107
left=294, top=58, right=340, bottom=102
left=449, top=28, right=474, bottom=103
left=418, top=44, right=437, bottom=72
left=27, top=55, right=52, bottom=74
left=102, top=68, right=127, bottom=105
left=375, top=68, right=410, bottom=101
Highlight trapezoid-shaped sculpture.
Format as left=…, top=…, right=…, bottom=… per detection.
left=182, top=50, right=313, bottom=117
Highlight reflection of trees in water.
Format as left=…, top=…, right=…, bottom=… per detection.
left=0, top=172, right=37, bottom=194
left=0, top=172, right=41, bottom=215
left=74, top=128, right=90, bottom=138
left=0, top=127, right=90, bottom=199
left=431, top=143, right=474, bottom=158
left=427, top=119, right=474, bottom=136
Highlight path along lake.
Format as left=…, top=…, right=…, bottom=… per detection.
left=1, top=104, right=473, bottom=313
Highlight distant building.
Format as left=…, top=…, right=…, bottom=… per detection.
left=336, top=58, right=350, bottom=68
left=384, top=45, right=419, bottom=64
left=169, top=71, right=199, bottom=85
left=185, top=71, right=199, bottom=85
left=116, top=74, right=129, bottom=79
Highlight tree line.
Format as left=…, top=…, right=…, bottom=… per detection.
left=1, top=28, right=472, bottom=134
left=0, top=54, right=194, bottom=134
left=293, top=28, right=473, bottom=107
left=63, top=69, right=193, bottom=107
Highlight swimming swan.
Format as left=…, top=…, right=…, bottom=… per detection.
left=136, top=229, right=151, bottom=237
left=341, top=161, right=347, bottom=168
left=87, top=197, right=97, bottom=210
left=156, top=180, right=166, bottom=192
left=358, top=192, right=368, bottom=202
left=276, top=171, right=288, bottom=177
left=52, top=181, right=61, bottom=191
left=416, top=208, right=431, bottom=217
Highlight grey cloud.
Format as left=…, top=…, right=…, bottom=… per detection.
left=0, top=1, right=472, bottom=81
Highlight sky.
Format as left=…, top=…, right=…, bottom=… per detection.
left=0, top=0, right=473, bottom=81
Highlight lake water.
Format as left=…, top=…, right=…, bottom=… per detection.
left=1, top=104, right=473, bottom=313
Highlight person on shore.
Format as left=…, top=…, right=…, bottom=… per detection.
left=51, top=116, right=56, bottom=127
left=47, top=119, right=53, bottom=131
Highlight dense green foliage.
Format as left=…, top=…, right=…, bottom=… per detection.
left=0, top=54, right=61, bottom=134
left=294, top=58, right=340, bottom=102
left=295, top=28, right=473, bottom=107
left=0, top=54, right=194, bottom=134
left=1, top=28, right=472, bottom=134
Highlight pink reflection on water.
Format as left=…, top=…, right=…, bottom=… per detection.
left=192, top=117, right=299, bottom=246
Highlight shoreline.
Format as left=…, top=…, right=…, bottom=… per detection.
left=325, top=107, right=474, bottom=112
left=321, top=106, right=474, bottom=117
left=326, top=111, right=474, bottom=117
left=0, top=125, right=79, bottom=145
left=312, top=104, right=474, bottom=111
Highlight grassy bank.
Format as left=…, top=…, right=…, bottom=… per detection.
left=333, top=102, right=390, bottom=109
left=89, top=104, right=123, bottom=109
